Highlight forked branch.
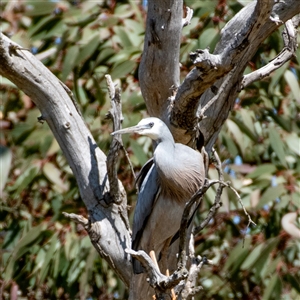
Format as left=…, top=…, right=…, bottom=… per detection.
left=241, top=17, right=299, bottom=89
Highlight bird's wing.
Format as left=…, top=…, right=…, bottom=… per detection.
left=132, top=162, right=159, bottom=243
left=135, top=158, right=154, bottom=191
left=132, top=162, right=160, bottom=273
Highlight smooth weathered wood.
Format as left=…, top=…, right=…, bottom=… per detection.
left=242, top=17, right=299, bottom=89
left=170, top=0, right=300, bottom=148
left=139, top=0, right=183, bottom=120
left=0, top=33, right=132, bottom=286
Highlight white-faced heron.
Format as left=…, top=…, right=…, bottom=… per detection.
left=112, top=117, right=205, bottom=274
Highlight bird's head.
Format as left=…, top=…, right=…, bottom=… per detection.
left=111, top=117, right=167, bottom=141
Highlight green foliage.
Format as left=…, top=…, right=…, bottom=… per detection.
left=1, top=0, right=299, bottom=299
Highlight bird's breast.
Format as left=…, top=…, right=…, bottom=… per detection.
left=154, top=144, right=205, bottom=203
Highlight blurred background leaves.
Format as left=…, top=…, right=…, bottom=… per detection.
left=0, top=0, right=299, bottom=299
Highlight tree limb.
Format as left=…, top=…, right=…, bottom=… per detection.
left=0, top=33, right=132, bottom=286
left=127, top=249, right=187, bottom=299
left=241, top=17, right=299, bottom=89
left=169, top=0, right=300, bottom=148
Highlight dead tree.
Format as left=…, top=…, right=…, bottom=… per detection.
left=0, top=0, right=299, bottom=299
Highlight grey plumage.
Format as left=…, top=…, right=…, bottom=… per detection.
left=112, top=117, right=205, bottom=273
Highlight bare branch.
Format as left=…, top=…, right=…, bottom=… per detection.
left=105, top=74, right=116, bottom=100
left=196, top=71, right=235, bottom=121
left=180, top=260, right=204, bottom=299
left=241, top=18, right=298, bottom=89
left=121, top=143, right=137, bottom=182
left=189, top=49, right=226, bottom=73
left=178, top=164, right=225, bottom=270
left=226, top=183, right=257, bottom=228
left=172, top=0, right=274, bottom=130
left=176, top=150, right=225, bottom=276
left=62, top=212, right=89, bottom=227
left=170, top=0, right=300, bottom=148
left=105, top=74, right=136, bottom=192
left=126, top=248, right=187, bottom=297
left=182, top=6, right=193, bottom=27
left=0, top=33, right=132, bottom=287
left=126, top=249, right=167, bottom=287
left=193, top=149, right=225, bottom=235
left=105, top=75, right=123, bottom=204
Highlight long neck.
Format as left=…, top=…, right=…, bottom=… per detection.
left=153, top=126, right=175, bottom=157
left=155, top=127, right=175, bottom=146
left=153, top=135, right=175, bottom=183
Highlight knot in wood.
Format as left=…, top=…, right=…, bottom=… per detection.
left=64, top=121, right=71, bottom=129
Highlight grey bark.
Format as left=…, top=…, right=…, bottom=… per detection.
left=138, top=0, right=300, bottom=149
left=0, top=35, right=132, bottom=286
left=0, top=0, right=299, bottom=299
left=138, top=0, right=183, bottom=120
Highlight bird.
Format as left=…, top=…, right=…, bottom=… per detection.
left=112, top=117, right=205, bottom=274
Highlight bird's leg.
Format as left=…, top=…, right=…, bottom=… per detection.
left=159, top=236, right=173, bottom=274
left=149, top=250, right=160, bottom=272
left=149, top=249, right=176, bottom=298
left=165, top=269, right=176, bottom=300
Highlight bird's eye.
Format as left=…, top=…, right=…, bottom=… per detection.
left=149, top=122, right=154, bottom=128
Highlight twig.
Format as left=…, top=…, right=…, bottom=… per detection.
left=193, top=149, right=256, bottom=235
left=105, top=75, right=136, bottom=182
left=182, top=6, right=193, bottom=27
left=121, top=144, right=136, bottom=181
left=177, top=149, right=225, bottom=274
left=211, top=148, right=225, bottom=210
left=105, top=74, right=116, bottom=100
left=196, top=69, right=234, bottom=121
left=193, top=178, right=257, bottom=236
left=178, top=178, right=222, bottom=269
left=62, top=212, right=89, bottom=227
left=191, top=148, right=226, bottom=236
left=241, top=18, right=298, bottom=90
left=226, top=183, right=257, bottom=228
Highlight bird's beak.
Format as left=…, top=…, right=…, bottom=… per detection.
left=111, top=125, right=147, bottom=136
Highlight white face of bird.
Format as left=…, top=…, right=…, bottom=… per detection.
left=111, top=117, right=165, bottom=141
